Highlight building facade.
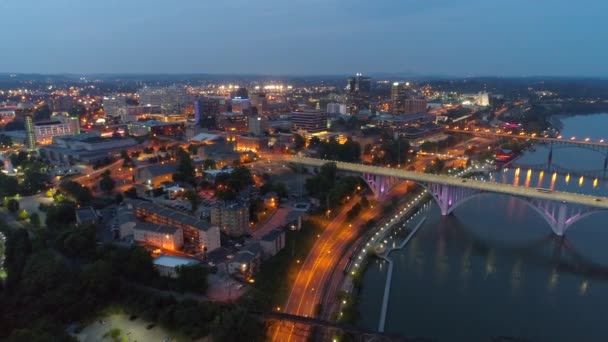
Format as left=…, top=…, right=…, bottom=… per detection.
left=248, top=116, right=268, bottom=136
left=291, top=109, right=328, bottom=135
left=133, top=223, right=184, bottom=250
left=210, top=201, right=249, bottom=237
left=346, top=73, right=371, bottom=114
left=132, top=200, right=221, bottom=253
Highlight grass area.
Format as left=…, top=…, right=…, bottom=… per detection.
left=243, top=218, right=323, bottom=313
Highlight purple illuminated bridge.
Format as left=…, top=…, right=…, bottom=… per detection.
left=285, top=156, right=608, bottom=237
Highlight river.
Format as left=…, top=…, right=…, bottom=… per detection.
left=356, top=113, right=608, bottom=342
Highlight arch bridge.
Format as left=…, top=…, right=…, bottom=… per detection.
left=286, top=156, right=608, bottom=237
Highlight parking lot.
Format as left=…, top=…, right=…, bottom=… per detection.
left=75, top=313, right=178, bottom=342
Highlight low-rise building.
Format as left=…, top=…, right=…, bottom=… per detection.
left=210, top=201, right=249, bottom=237
left=132, top=200, right=221, bottom=253
left=135, top=163, right=178, bottom=188
left=75, top=206, right=98, bottom=226
left=115, top=207, right=136, bottom=239
left=260, top=229, right=286, bottom=257
left=228, top=242, right=262, bottom=278
left=153, top=255, right=200, bottom=278
left=127, top=120, right=184, bottom=137
left=40, top=133, right=139, bottom=165
left=133, top=222, right=183, bottom=250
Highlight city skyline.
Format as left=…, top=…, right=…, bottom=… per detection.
left=1, top=0, right=607, bottom=77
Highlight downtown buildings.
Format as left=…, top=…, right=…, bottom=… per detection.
left=346, top=73, right=371, bottom=114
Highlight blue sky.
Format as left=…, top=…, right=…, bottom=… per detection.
left=1, top=0, right=607, bottom=76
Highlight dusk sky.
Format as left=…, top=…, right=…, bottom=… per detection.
left=1, top=0, right=607, bottom=76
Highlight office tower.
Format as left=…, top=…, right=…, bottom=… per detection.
left=138, top=86, right=164, bottom=107
left=249, top=92, right=268, bottom=114
left=346, top=73, right=371, bottom=114
left=194, top=98, right=220, bottom=128
left=231, top=98, right=251, bottom=114
left=477, top=92, right=490, bottom=106
left=102, top=95, right=127, bottom=118
left=25, top=114, right=35, bottom=150
left=139, top=85, right=188, bottom=113
left=403, top=98, right=428, bottom=114
left=391, top=82, right=406, bottom=114
left=291, top=109, right=328, bottom=135
left=327, top=103, right=340, bottom=114
left=234, top=87, right=249, bottom=99
left=162, top=85, right=189, bottom=113
left=248, top=116, right=268, bottom=136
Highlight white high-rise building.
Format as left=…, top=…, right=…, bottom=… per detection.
left=327, top=103, right=347, bottom=115
left=103, top=95, right=127, bottom=118
left=477, top=92, right=490, bottom=106
left=138, top=85, right=189, bottom=113
left=248, top=116, right=268, bottom=136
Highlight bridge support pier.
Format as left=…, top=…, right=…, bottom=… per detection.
left=362, top=173, right=399, bottom=198
left=424, top=182, right=484, bottom=216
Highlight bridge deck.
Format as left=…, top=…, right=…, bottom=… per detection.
left=285, top=157, right=608, bottom=209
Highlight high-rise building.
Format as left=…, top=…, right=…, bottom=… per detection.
left=234, top=87, right=249, bottom=99
left=477, top=92, right=490, bottom=106
left=25, top=115, right=35, bottom=150
left=194, top=98, right=220, bottom=128
left=139, top=86, right=188, bottom=113
left=102, top=95, right=127, bottom=118
left=49, top=96, right=74, bottom=112
left=249, top=92, right=268, bottom=114
left=248, top=116, right=268, bottom=136
left=161, top=85, right=189, bottom=113
left=292, top=109, right=328, bottom=135
left=210, top=201, right=249, bottom=237
left=391, top=82, right=417, bottom=114
left=346, top=73, right=371, bottom=114
left=138, top=86, right=163, bottom=107
left=403, top=98, right=428, bottom=114
left=327, top=103, right=345, bottom=114
left=231, top=98, right=251, bottom=114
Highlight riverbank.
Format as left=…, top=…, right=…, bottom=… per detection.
left=377, top=216, right=427, bottom=332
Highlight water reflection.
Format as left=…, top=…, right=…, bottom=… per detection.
left=357, top=114, right=608, bottom=341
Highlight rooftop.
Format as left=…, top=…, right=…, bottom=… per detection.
left=139, top=163, right=178, bottom=178
left=76, top=206, right=97, bottom=223
left=261, top=229, right=284, bottom=242
left=131, top=200, right=216, bottom=232
left=134, top=222, right=181, bottom=235
left=153, top=255, right=199, bottom=268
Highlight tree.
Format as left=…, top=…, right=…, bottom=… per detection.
left=124, top=187, right=138, bottom=199
left=17, top=209, right=29, bottom=220
left=184, top=190, right=202, bottom=212
left=293, top=133, right=306, bottom=150
left=0, top=173, right=18, bottom=198
left=29, top=213, right=40, bottom=227
left=33, top=104, right=52, bottom=121
left=3, top=228, right=32, bottom=292
left=45, top=202, right=76, bottom=228
left=0, top=134, right=13, bottom=148
left=175, top=264, right=208, bottom=293
left=174, top=148, right=195, bottom=184
left=203, top=159, right=216, bottom=170
left=60, top=180, right=92, bottom=203
left=103, top=328, right=122, bottom=342
left=6, top=199, right=19, bottom=213
left=99, top=171, right=116, bottom=194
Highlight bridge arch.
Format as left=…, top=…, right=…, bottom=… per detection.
left=422, top=187, right=608, bottom=236
left=438, top=191, right=560, bottom=235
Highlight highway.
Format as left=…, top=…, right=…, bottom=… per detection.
left=271, top=181, right=411, bottom=342
left=284, top=156, right=608, bottom=209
